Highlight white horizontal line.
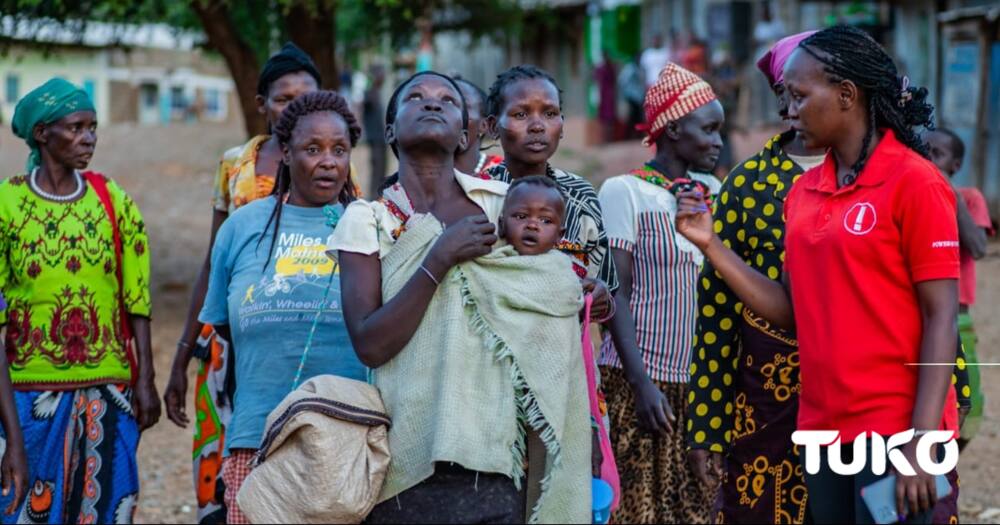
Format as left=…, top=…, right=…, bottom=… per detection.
left=904, top=363, right=1000, bottom=366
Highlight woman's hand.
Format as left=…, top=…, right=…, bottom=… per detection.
left=894, top=441, right=939, bottom=519
left=688, top=449, right=724, bottom=489
left=633, top=379, right=675, bottom=436
left=582, top=278, right=612, bottom=321
left=425, top=215, right=498, bottom=276
left=1, top=434, right=26, bottom=515
left=163, top=351, right=190, bottom=428
left=675, top=190, right=715, bottom=251
left=133, top=377, right=162, bottom=432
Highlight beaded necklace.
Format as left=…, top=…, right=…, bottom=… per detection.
left=630, top=162, right=714, bottom=207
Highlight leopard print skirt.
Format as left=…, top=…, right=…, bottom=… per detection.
left=602, top=367, right=717, bottom=524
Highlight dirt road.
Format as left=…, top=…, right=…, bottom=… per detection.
left=1, top=122, right=997, bottom=523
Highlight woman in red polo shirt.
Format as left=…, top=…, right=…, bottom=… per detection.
left=675, top=26, right=959, bottom=524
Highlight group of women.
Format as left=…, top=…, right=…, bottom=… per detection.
left=0, top=25, right=968, bottom=525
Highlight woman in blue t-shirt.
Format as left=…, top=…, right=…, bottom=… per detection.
left=198, top=91, right=367, bottom=524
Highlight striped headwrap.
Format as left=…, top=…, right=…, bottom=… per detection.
left=640, top=62, right=717, bottom=147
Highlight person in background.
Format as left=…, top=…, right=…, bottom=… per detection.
left=925, top=128, right=991, bottom=449
left=363, top=64, right=388, bottom=197
left=1, top=77, right=159, bottom=524
left=452, top=76, right=503, bottom=178
left=598, top=62, right=723, bottom=524
left=164, top=42, right=321, bottom=524
left=618, top=52, right=646, bottom=140
left=594, top=50, right=619, bottom=144
left=641, top=34, right=672, bottom=88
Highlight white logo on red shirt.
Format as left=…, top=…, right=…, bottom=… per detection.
left=844, top=202, right=877, bottom=235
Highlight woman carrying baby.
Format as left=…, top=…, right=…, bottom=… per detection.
left=331, top=71, right=592, bottom=523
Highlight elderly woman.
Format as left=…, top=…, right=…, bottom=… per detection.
left=0, top=78, right=159, bottom=524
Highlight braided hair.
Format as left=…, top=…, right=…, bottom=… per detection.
left=258, top=90, right=361, bottom=270
left=798, top=26, right=934, bottom=184
left=485, top=65, right=563, bottom=119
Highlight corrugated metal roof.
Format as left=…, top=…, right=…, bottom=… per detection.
left=0, top=16, right=203, bottom=50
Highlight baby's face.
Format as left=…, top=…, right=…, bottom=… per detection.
left=502, top=184, right=565, bottom=255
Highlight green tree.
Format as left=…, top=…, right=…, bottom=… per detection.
left=1, top=0, right=522, bottom=136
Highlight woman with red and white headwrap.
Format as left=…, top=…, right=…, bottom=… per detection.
left=596, top=62, right=724, bottom=524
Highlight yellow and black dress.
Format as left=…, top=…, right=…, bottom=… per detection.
left=686, top=132, right=812, bottom=524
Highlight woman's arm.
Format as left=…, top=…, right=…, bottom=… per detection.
left=955, top=192, right=987, bottom=260
left=164, top=209, right=227, bottom=428
left=676, top=192, right=795, bottom=329
left=0, top=334, right=27, bottom=515
left=341, top=215, right=498, bottom=368
left=895, top=279, right=959, bottom=517
left=606, top=248, right=675, bottom=435
left=129, top=315, right=161, bottom=431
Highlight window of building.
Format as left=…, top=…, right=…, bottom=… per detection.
left=170, top=86, right=186, bottom=111
left=5, top=74, right=20, bottom=103
left=204, top=88, right=221, bottom=118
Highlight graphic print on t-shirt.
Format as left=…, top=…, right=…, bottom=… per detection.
left=236, top=231, right=340, bottom=332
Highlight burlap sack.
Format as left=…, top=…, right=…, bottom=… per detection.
left=236, top=374, right=390, bottom=524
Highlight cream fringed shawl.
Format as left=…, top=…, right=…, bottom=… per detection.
left=376, top=213, right=591, bottom=523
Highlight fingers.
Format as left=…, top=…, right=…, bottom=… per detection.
left=710, top=453, right=725, bottom=480
left=165, top=403, right=189, bottom=428
left=650, top=401, right=670, bottom=436
left=896, top=477, right=907, bottom=518
left=10, top=474, right=24, bottom=516
left=922, top=478, right=935, bottom=513
left=661, top=397, right=677, bottom=434
left=688, top=451, right=712, bottom=487
left=907, top=480, right=921, bottom=518
left=1, top=465, right=8, bottom=497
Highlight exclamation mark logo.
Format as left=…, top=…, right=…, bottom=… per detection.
left=853, top=205, right=867, bottom=232
left=844, top=203, right=877, bottom=236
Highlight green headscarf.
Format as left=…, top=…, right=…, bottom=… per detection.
left=11, top=78, right=96, bottom=172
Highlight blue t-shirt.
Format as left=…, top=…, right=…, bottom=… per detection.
left=200, top=197, right=366, bottom=453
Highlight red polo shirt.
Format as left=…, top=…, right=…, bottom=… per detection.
left=785, top=130, right=960, bottom=439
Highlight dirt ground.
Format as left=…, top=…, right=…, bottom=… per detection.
left=1, top=121, right=998, bottom=523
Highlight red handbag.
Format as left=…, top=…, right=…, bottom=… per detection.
left=82, top=172, right=138, bottom=385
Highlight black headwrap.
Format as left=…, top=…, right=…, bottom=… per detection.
left=257, top=42, right=322, bottom=96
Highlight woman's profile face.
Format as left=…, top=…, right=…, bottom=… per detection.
left=783, top=48, right=843, bottom=150
left=390, top=75, right=468, bottom=155
left=37, top=110, right=98, bottom=170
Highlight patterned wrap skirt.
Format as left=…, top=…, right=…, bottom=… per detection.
left=191, top=325, right=233, bottom=524
left=0, top=386, right=140, bottom=524
left=717, top=309, right=807, bottom=524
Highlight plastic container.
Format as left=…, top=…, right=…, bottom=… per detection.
left=592, top=478, right=614, bottom=524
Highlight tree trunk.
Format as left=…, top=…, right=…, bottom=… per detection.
left=191, top=1, right=265, bottom=137
left=285, top=1, right=339, bottom=91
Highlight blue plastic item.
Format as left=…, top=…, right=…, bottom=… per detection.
left=592, top=478, right=614, bottom=524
